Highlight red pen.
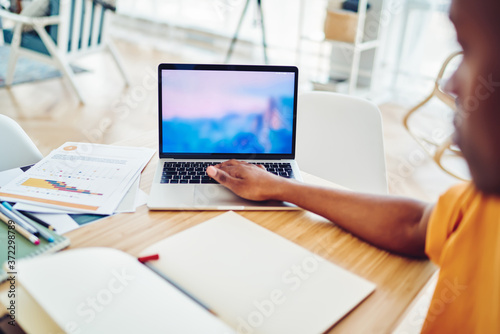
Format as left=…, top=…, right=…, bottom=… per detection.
left=138, top=254, right=160, bottom=263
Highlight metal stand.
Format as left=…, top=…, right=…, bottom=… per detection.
left=225, top=0, right=268, bottom=64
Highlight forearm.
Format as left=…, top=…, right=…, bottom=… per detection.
left=274, top=180, right=430, bottom=258
left=207, top=161, right=431, bottom=258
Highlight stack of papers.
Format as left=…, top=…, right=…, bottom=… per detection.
left=0, top=143, right=154, bottom=232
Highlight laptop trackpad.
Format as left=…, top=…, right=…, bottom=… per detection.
left=160, top=186, right=195, bottom=207
left=194, top=185, right=248, bottom=207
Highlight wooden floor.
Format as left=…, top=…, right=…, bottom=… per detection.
left=0, top=37, right=463, bottom=202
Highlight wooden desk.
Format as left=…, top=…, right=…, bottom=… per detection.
left=64, top=130, right=435, bottom=333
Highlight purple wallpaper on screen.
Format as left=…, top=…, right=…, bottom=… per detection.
left=161, top=70, right=295, bottom=154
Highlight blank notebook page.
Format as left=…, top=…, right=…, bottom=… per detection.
left=17, top=248, right=235, bottom=334
left=140, top=211, right=376, bottom=334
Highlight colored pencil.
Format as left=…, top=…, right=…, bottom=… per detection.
left=1, top=203, right=54, bottom=242
left=0, top=211, right=40, bottom=245
left=0, top=203, right=38, bottom=235
left=19, top=210, right=57, bottom=232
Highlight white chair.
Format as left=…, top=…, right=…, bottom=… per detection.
left=0, top=114, right=43, bottom=171
left=0, top=0, right=130, bottom=104
left=296, top=91, right=388, bottom=194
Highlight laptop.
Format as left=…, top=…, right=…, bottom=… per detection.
left=147, top=63, right=302, bottom=210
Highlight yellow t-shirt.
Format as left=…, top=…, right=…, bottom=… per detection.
left=422, top=183, right=500, bottom=333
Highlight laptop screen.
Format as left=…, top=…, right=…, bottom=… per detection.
left=158, top=64, right=298, bottom=159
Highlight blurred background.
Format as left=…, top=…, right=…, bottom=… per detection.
left=0, top=0, right=464, bottom=201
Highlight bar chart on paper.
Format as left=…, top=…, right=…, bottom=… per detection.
left=19, top=157, right=126, bottom=198
left=21, top=179, right=104, bottom=196
left=0, top=142, right=155, bottom=214
left=7, top=158, right=124, bottom=207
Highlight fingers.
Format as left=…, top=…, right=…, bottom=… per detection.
left=206, top=166, right=241, bottom=189
left=206, top=161, right=279, bottom=201
left=206, top=166, right=223, bottom=181
left=215, top=160, right=266, bottom=171
left=209, top=160, right=269, bottom=183
left=216, top=159, right=247, bottom=168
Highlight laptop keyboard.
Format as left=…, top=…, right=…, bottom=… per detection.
left=160, top=162, right=294, bottom=184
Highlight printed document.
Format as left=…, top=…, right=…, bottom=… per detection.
left=0, top=142, right=154, bottom=215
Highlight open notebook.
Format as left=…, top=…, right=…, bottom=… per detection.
left=0, top=217, right=69, bottom=282
left=5, top=212, right=375, bottom=333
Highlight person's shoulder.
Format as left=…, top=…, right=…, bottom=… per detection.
left=444, top=182, right=500, bottom=207
left=425, top=182, right=479, bottom=263
left=439, top=182, right=475, bottom=206
left=429, top=182, right=476, bottom=233
left=436, top=182, right=500, bottom=226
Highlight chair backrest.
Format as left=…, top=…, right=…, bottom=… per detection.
left=296, top=91, right=388, bottom=194
left=1, top=0, right=109, bottom=54
left=0, top=114, right=43, bottom=171
left=57, top=0, right=110, bottom=55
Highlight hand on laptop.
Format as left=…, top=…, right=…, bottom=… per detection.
left=206, top=160, right=289, bottom=201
